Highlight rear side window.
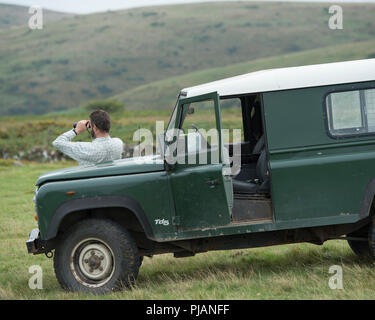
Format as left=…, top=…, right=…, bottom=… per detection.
left=326, top=88, right=375, bottom=136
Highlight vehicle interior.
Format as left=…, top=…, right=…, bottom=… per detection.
left=221, top=93, right=273, bottom=223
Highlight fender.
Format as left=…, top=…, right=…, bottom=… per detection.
left=360, top=177, right=375, bottom=220
left=45, top=195, right=154, bottom=241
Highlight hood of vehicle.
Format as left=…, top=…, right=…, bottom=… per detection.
left=36, top=155, right=165, bottom=186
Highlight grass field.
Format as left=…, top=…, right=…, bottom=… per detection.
left=1, top=162, right=375, bottom=300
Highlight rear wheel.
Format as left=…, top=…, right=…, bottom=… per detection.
left=54, top=218, right=140, bottom=294
left=347, top=222, right=373, bottom=258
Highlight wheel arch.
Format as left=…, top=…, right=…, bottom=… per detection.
left=45, top=195, right=155, bottom=241
left=360, top=177, right=375, bottom=220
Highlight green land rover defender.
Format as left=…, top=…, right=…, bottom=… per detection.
left=27, top=59, right=375, bottom=293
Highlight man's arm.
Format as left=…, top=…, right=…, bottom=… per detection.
left=52, top=129, right=96, bottom=165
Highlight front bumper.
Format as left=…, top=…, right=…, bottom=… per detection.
left=26, top=228, right=45, bottom=255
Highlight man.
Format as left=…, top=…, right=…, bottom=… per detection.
left=52, top=110, right=124, bottom=166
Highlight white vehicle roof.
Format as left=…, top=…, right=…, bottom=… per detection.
left=181, top=58, right=375, bottom=98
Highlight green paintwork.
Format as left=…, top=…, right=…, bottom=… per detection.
left=169, top=163, right=231, bottom=231
left=36, top=155, right=165, bottom=186
left=263, top=80, right=375, bottom=225
left=36, top=169, right=174, bottom=240
left=168, top=92, right=232, bottom=231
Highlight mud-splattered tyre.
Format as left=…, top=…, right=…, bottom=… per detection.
left=54, top=218, right=139, bottom=294
left=347, top=221, right=375, bottom=259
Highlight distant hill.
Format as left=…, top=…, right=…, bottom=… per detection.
left=0, top=1, right=374, bottom=115
left=1, top=39, right=375, bottom=161
left=0, top=3, right=72, bottom=30
left=112, top=39, right=375, bottom=110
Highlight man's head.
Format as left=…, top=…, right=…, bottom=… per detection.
left=89, top=110, right=111, bottom=139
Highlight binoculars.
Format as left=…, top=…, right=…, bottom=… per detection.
left=73, top=121, right=91, bottom=129
left=73, top=121, right=91, bottom=136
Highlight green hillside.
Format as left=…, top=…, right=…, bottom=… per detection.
left=0, top=4, right=72, bottom=30
left=0, top=1, right=375, bottom=115
left=113, top=39, right=375, bottom=110
left=1, top=39, right=375, bottom=161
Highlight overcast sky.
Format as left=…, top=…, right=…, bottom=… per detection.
left=1, top=0, right=374, bottom=14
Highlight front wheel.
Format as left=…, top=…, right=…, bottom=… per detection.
left=54, top=218, right=140, bottom=294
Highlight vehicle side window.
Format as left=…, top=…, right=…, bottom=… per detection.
left=179, top=99, right=219, bottom=154
left=326, top=88, right=375, bottom=136
left=180, top=100, right=217, bottom=134
left=365, top=89, right=375, bottom=129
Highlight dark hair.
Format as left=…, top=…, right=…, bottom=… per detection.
left=89, top=110, right=111, bottom=133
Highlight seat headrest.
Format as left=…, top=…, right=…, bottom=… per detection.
left=253, top=135, right=265, bottom=154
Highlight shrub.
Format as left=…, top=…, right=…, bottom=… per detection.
left=150, top=22, right=165, bottom=27
left=142, top=11, right=158, bottom=17
left=31, top=59, right=52, bottom=68
left=227, top=46, right=238, bottom=55
left=81, top=88, right=95, bottom=97
left=97, top=85, right=113, bottom=95
left=82, top=99, right=124, bottom=113
left=95, top=25, right=110, bottom=33
left=0, top=159, right=14, bottom=167
left=0, top=129, right=9, bottom=139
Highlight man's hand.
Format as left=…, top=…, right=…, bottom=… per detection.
left=75, top=120, right=89, bottom=135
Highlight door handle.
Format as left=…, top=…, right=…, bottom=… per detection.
left=206, top=179, right=220, bottom=187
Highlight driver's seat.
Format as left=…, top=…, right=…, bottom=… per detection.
left=232, top=139, right=270, bottom=194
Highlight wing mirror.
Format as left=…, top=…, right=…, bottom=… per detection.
left=187, top=107, right=195, bottom=115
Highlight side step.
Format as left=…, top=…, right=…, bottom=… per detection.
left=232, top=193, right=273, bottom=223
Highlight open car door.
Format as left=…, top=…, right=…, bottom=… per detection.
left=166, top=92, right=233, bottom=231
